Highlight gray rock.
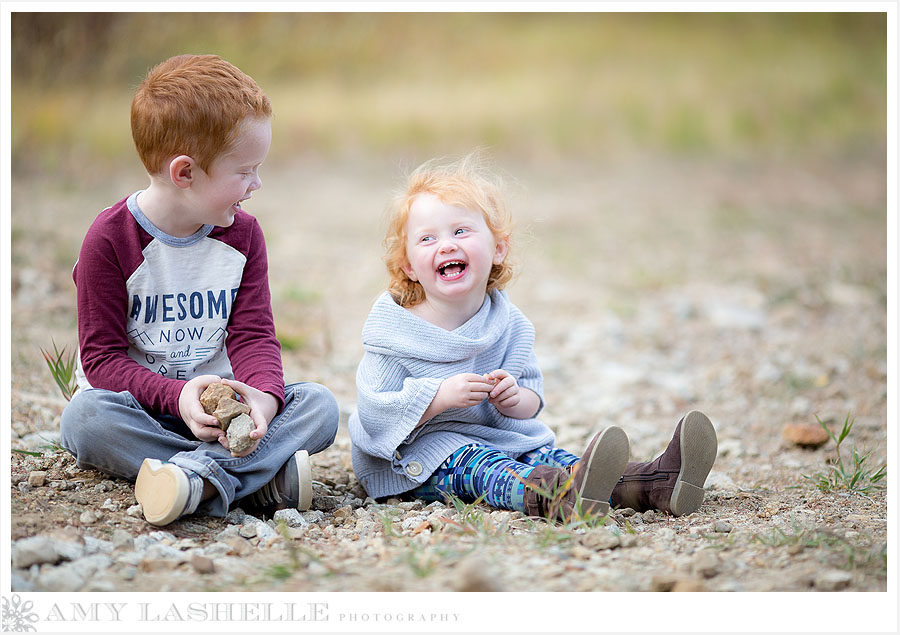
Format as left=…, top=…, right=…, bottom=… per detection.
left=79, top=510, right=100, bottom=525
left=227, top=414, right=255, bottom=454
left=714, top=520, right=733, bottom=533
left=12, top=536, right=64, bottom=568
left=37, top=565, right=85, bottom=592
left=273, top=508, right=308, bottom=527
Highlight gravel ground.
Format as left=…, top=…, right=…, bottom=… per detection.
left=6, top=154, right=890, bottom=628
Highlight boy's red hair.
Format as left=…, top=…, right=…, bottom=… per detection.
left=131, top=54, right=272, bottom=174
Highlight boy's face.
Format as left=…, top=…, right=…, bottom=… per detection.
left=402, top=193, right=508, bottom=307
left=187, top=117, right=272, bottom=227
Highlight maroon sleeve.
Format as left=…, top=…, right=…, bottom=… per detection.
left=216, top=216, right=286, bottom=409
left=74, top=205, right=187, bottom=416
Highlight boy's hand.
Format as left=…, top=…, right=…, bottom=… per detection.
left=219, top=378, right=279, bottom=457
left=178, top=375, right=227, bottom=444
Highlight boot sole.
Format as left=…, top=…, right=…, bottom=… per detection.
left=577, top=426, right=630, bottom=516
left=135, top=458, right=189, bottom=526
left=293, top=450, right=313, bottom=511
left=669, top=411, right=717, bottom=516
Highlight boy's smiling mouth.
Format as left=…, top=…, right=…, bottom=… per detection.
left=437, top=260, right=467, bottom=279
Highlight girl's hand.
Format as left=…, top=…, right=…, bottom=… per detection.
left=486, top=369, right=541, bottom=419
left=178, top=375, right=226, bottom=444
left=437, top=373, right=494, bottom=410
left=486, top=369, right=520, bottom=409
left=219, top=378, right=279, bottom=457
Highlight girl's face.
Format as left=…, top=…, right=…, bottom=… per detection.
left=402, top=193, right=508, bottom=307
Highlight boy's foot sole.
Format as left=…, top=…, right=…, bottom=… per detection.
left=577, top=426, right=630, bottom=516
left=135, top=458, right=189, bottom=526
left=669, top=411, right=718, bottom=517
left=293, top=450, right=313, bottom=511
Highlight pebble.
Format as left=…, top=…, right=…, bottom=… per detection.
left=112, top=530, right=134, bottom=550
left=190, top=554, right=215, bottom=574
left=581, top=528, right=620, bottom=551
left=692, top=550, right=721, bottom=578
left=714, top=520, right=733, bottom=533
left=814, top=570, right=853, bottom=591
left=27, top=471, right=47, bottom=487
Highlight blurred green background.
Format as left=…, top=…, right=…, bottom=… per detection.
left=10, top=12, right=886, bottom=176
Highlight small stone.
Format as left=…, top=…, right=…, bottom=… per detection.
left=112, top=530, right=134, bottom=550
left=126, top=504, right=143, bottom=518
left=239, top=523, right=258, bottom=539
left=227, top=414, right=255, bottom=454
left=273, top=508, right=307, bottom=528
left=617, top=507, right=637, bottom=517
left=12, top=536, right=62, bottom=568
left=213, top=397, right=251, bottom=430
left=27, top=471, right=47, bottom=487
left=200, top=382, right=236, bottom=414
left=190, top=554, right=215, bottom=574
left=49, top=480, right=68, bottom=490
left=80, top=510, right=100, bottom=524
left=713, top=520, right=733, bottom=533
left=100, top=498, right=119, bottom=511
left=814, top=570, right=853, bottom=591
left=226, top=509, right=246, bottom=524
left=642, top=510, right=657, bottom=523
left=782, top=422, right=830, bottom=448
left=17, top=482, right=32, bottom=494
left=333, top=505, right=353, bottom=520
left=692, top=550, right=721, bottom=578
left=581, top=528, right=620, bottom=550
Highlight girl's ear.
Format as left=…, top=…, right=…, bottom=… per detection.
left=400, top=259, right=418, bottom=282
left=493, top=234, right=510, bottom=265
left=168, top=155, right=195, bottom=189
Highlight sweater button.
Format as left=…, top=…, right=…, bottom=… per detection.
left=405, top=461, right=423, bottom=477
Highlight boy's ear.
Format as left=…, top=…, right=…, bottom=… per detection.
left=493, top=235, right=510, bottom=265
left=168, top=155, right=196, bottom=189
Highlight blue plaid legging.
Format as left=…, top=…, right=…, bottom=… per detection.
left=409, top=444, right=580, bottom=512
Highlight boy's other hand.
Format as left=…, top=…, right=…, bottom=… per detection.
left=178, top=375, right=227, bottom=444
left=219, top=378, right=279, bottom=457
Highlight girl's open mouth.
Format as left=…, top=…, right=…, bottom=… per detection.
left=437, top=260, right=467, bottom=279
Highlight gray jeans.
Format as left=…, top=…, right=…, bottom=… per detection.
left=60, top=382, right=339, bottom=516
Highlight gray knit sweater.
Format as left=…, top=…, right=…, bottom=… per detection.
left=349, top=290, right=556, bottom=499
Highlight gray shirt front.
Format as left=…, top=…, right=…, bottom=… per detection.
left=349, top=290, right=556, bottom=498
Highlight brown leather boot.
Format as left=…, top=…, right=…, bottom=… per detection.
left=523, top=426, right=629, bottom=521
left=610, top=411, right=717, bottom=517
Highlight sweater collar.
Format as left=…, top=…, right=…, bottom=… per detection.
left=362, top=290, right=511, bottom=363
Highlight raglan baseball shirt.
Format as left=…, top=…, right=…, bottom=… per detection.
left=73, top=191, right=285, bottom=419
